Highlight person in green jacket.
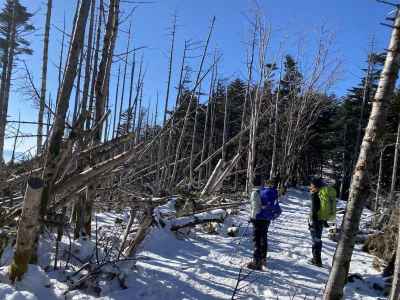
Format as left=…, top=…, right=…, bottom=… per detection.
left=308, top=177, right=327, bottom=267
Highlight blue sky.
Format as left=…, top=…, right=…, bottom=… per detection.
left=3, top=0, right=393, bottom=155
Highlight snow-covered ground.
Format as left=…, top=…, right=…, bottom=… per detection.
left=0, top=188, right=387, bottom=299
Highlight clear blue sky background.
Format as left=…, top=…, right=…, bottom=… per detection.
left=3, top=0, right=393, bottom=156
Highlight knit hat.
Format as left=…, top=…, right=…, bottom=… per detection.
left=310, top=177, right=324, bottom=188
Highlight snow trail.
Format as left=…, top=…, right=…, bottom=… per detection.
left=0, top=188, right=386, bottom=299
left=114, top=188, right=385, bottom=299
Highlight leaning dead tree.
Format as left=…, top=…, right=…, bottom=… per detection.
left=323, top=6, right=400, bottom=300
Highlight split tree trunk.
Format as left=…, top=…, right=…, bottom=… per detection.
left=323, top=9, right=400, bottom=300
left=9, top=178, right=44, bottom=282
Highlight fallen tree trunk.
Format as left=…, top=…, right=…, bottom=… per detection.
left=170, top=209, right=227, bottom=231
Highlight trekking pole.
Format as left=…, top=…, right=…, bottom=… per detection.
left=229, top=221, right=251, bottom=263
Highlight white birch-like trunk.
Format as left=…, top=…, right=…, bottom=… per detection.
left=323, top=9, right=400, bottom=300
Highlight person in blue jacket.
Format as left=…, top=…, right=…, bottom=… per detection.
left=247, top=176, right=281, bottom=270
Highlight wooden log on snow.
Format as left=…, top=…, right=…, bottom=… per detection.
left=170, top=209, right=227, bottom=231
left=9, top=177, right=44, bottom=282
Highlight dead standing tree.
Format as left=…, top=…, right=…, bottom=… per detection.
left=94, top=0, right=120, bottom=143
left=37, top=0, right=52, bottom=155
left=323, top=6, right=400, bottom=300
left=246, top=17, right=270, bottom=193
left=169, top=17, right=215, bottom=188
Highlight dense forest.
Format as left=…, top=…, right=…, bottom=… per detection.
left=0, top=0, right=400, bottom=299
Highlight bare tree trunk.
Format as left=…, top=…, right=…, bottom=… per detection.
left=208, top=97, right=216, bottom=179
left=235, top=25, right=256, bottom=190
left=73, top=47, right=84, bottom=123
left=222, top=86, right=229, bottom=163
left=133, top=57, right=144, bottom=144
left=113, top=64, right=121, bottom=138
left=126, top=51, right=136, bottom=133
left=117, top=24, right=131, bottom=137
left=10, top=113, right=20, bottom=164
left=339, top=123, right=348, bottom=200
left=323, top=9, right=400, bottom=300
left=270, top=63, right=282, bottom=180
left=189, top=94, right=200, bottom=187
left=163, top=15, right=176, bottom=126
left=169, top=17, right=215, bottom=187
left=201, top=159, right=224, bottom=196
left=389, top=117, right=400, bottom=206
left=161, top=41, right=189, bottom=189
left=199, top=62, right=216, bottom=183
left=246, top=19, right=268, bottom=193
left=46, top=94, right=52, bottom=141
left=375, top=145, right=385, bottom=212
left=57, top=14, right=66, bottom=99
left=80, top=0, right=96, bottom=129
left=37, top=0, right=52, bottom=155
left=352, top=54, right=374, bottom=167
left=390, top=214, right=400, bottom=300
left=94, top=0, right=120, bottom=143
left=41, top=0, right=91, bottom=216
left=9, top=178, right=44, bottom=282
left=86, top=0, right=102, bottom=130
left=136, top=81, right=144, bottom=144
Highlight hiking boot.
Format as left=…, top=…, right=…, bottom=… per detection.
left=246, top=261, right=262, bottom=271
left=308, top=258, right=323, bottom=267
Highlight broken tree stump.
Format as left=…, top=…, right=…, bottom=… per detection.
left=9, top=177, right=44, bottom=282
left=124, top=206, right=154, bottom=257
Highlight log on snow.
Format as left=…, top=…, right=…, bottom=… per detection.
left=170, top=209, right=227, bottom=231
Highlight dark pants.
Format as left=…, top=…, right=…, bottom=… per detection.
left=252, top=219, right=270, bottom=264
left=309, top=220, right=324, bottom=260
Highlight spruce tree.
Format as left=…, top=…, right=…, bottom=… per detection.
left=0, top=0, right=34, bottom=163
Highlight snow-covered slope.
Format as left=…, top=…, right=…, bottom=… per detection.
left=0, top=188, right=387, bottom=299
